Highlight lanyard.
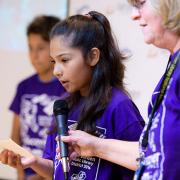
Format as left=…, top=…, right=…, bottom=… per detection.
left=142, top=50, right=180, bottom=148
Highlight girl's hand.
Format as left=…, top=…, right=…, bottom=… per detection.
left=0, top=149, right=36, bottom=169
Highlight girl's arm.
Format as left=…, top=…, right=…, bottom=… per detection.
left=11, top=114, right=21, bottom=145
left=0, top=150, right=53, bottom=179
left=28, top=156, right=53, bottom=178
left=61, top=130, right=139, bottom=171
left=11, top=114, right=25, bottom=180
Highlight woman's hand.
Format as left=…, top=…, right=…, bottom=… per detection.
left=56, top=130, right=99, bottom=160
left=0, top=149, right=36, bottom=169
left=56, top=130, right=139, bottom=170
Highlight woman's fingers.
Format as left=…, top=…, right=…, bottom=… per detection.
left=61, top=130, right=80, bottom=143
left=55, top=135, right=60, bottom=142
left=56, top=130, right=88, bottom=160
left=70, top=151, right=79, bottom=161
left=61, top=135, right=72, bottom=143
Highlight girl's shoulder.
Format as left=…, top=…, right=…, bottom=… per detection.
left=111, top=87, right=131, bottom=104
left=105, top=87, right=136, bottom=112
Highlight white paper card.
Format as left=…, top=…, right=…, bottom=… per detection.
left=0, top=139, right=33, bottom=158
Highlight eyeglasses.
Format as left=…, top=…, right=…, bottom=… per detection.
left=133, top=0, right=146, bottom=10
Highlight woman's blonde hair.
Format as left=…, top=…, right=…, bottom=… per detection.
left=128, top=0, right=180, bottom=35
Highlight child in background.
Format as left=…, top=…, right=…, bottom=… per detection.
left=1, top=11, right=144, bottom=179
left=9, top=15, right=65, bottom=180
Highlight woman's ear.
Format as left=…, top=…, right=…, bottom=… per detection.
left=88, top=47, right=100, bottom=66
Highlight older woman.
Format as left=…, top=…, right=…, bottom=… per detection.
left=60, top=0, right=180, bottom=179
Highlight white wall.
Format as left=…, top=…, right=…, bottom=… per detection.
left=0, top=51, right=33, bottom=179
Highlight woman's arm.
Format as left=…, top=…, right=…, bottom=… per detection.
left=61, top=130, right=139, bottom=171
left=94, top=138, right=139, bottom=170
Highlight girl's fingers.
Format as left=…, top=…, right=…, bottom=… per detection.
left=7, top=151, right=15, bottom=166
left=0, top=150, right=23, bottom=169
left=16, top=154, right=23, bottom=169
left=0, top=150, right=8, bottom=164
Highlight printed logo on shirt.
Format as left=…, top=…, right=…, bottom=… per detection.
left=20, top=93, right=59, bottom=156
left=54, top=120, right=107, bottom=180
left=142, top=90, right=167, bottom=179
left=71, top=171, right=86, bottom=180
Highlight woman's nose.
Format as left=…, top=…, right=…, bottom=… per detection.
left=131, top=7, right=141, bottom=20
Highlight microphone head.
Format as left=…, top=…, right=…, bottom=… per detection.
left=53, top=99, right=69, bottom=116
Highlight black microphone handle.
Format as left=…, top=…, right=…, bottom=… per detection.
left=56, top=114, right=68, bottom=158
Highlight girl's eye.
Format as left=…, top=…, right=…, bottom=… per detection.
left=50, top=59, right=55, bottom=64
left=62, top=59, right=69, bottom=63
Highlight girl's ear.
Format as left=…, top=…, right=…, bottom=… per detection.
left=88, top=47, right=100, bottom=66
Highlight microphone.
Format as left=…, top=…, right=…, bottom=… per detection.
left=53, top=99, right=69, bottom=180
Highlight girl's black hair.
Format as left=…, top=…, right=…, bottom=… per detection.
left=50, top=11, right=127, bottom=135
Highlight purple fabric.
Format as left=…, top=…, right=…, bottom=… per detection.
left=140, top=49, right=180, bottom=179
left=9, top=74, right=65, bottom=175
left=43, top=87, right=144, bottom=180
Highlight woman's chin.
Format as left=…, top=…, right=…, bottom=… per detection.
left=144, top=37, right=153, bottom=45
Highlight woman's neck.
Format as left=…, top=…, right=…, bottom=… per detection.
left=164, top=32, right=180, bottom=54
left=172, top=37, right=180, bottom=53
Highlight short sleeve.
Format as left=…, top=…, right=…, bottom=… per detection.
left=176, top=66, right=180, bottom=100
left=113, top=99, right=144, bottom=141
left=43, top=133, right=56, bottom=160
left=9, top=83, right=24, bottom=114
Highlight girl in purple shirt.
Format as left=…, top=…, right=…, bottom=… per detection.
left=0, top=11, right=144, bottom=180
left=60, top=1, right=180, bottom=180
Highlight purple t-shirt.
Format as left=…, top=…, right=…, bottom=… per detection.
left=43, top=87, right=144, bottom=180
left=9, top=74, right=65, bottom=175
left=140, top=49, right=180, bottom=179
